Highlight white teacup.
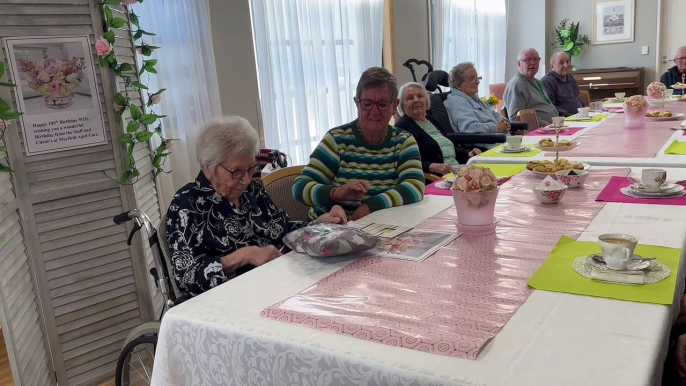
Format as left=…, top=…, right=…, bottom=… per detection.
left=641, top=168, right=667, bottom=191
left=551, top=116, right=565, bottom=128
left=506, top=135, right=523, bottom=149
left=666, top=89, right=674, bottom=98
left=598, top=233, right=638, bottom=269
left=614, top=92, right=626, bottom=101
left=577, top=107, right=591, bottom=118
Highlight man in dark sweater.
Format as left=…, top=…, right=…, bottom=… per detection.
left=541, top=52, right=586, bottom=117
left=660, top=46, right=686, bottom=95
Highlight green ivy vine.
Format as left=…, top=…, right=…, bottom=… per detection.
left=95, top=0, right=173, bottom=183
left=0, top=62, right=22, bottom=173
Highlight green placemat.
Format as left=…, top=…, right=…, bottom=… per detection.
left=479, top=145, right=541, bottom=157
left=566, top=113, right=611, bottom=122
left=443, top=164, right=526, bottom=179
left=665, top=140, right=686, bottom=155
left=527, top=236, right=681, bottom=305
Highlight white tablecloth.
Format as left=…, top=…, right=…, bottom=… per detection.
left=470, top=112, right=686, bottom=168
left=151, top=167, right=686, bottom=386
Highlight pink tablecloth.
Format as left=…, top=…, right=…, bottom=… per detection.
left=544, top=104, right=685, bottom=158
left=425, top=177, right=513, bottom=197
left=596, top=176, right=686, bottom=205
left=262, top=169, right=629, bottom=360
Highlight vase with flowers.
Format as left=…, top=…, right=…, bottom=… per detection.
left=647, top=82, right=667, bottom=100
left=481, top=94, right=500, bottom=111
left=451, top=166, right=499, bottom=234
left=17, top=51, right=86, bottom=109
left=623, top=95, right=649, bottom=128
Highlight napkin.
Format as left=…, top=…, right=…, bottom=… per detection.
left=590, top=268, right=644, bottom=285
left=535, top=175, right=566, bottom=190
left=665, top=140, right=686, bottom=155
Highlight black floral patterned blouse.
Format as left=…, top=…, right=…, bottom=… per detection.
left=166, top=171, right=307, bottom=297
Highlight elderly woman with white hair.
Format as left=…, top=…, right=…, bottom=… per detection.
left=394, top=82, right=481, bottom=176
left=166, top=116, right=346, bottom=297
left=444, top=62, right=512, bottom=150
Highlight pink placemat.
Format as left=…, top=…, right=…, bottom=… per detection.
left=595, top=176, right=686, bottom=205
left=526, top=127, right=584, bottom=136
left=544, top=105, right=685, bottom=158
left=262, top=169, right=629, bottom=360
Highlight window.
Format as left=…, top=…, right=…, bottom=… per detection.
left=431, top=0, right=507, bottom=96
left=251, top=0, right=383, bottom=165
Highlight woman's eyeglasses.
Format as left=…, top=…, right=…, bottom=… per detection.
left=464, top=76, right=482, bottom=84
left=219, top=164, right=261, bottom=180
left=356, top=99, right=393, bottom=111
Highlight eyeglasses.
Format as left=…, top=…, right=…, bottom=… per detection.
left=218, top=164, right=261, bottom=180
left=356, top=99, right=393, bottom=111
left=518, top=58, right=542, bottom=64
left=464, top=76, right=482, bottom=84
left=674, top=57, right=686, bottom=63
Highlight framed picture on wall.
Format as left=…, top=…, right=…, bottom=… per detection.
left=592, top=0, right=635, bottom=45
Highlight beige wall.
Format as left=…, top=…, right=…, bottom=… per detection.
left=392, top=0, right=431, bottom=85
left=208, top=0, right=262, bottom=138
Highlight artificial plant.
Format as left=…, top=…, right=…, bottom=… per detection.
left=550, top=19, right=591, bottom=59
left=0, top=62, right=22, bottom=173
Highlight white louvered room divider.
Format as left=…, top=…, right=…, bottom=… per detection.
left=0, top=0, right=163, bottom=385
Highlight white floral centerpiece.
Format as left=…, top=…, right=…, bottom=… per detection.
left=646, top=81, right=667, bottom=99
left=17, top=51, right=86, bottom=109
left=451, top=166, right=500, bottom=230
left=623, top=95, right=649, bottom=127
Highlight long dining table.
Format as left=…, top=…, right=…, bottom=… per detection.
left=470, top=99, right=686, bottom=168
left=150, top=167, right=686, bottom=386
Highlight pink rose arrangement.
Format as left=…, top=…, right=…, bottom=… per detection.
left=17, top=51, right=86, bottom=99
left=623, top=95, right=649, bottom=113
left=646, top=81, right=667, bottom=97
left=451, top=166, right=498, bottom=193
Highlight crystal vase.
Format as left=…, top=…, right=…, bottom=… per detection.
left=452, top=188, right=499, bottom=227
left=44, top=92, right=74, bottom=109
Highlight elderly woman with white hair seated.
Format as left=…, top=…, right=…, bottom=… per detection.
left=165, top=116, right=346, bottom=297
left=394, top=82, right=481, bottom=176
left=444, top=62, right=512, bottom=150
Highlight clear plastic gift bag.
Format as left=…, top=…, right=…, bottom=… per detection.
left=283, top=224, right=379, bottom=257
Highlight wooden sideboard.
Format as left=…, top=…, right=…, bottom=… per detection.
left=571, top=67, right=644, bottom=100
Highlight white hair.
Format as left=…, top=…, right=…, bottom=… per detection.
left=448, top=62, right=475, bottom=89
left=550, top=51, right=570, bottom=64
left=676, top=46, right=686, bottom=55
left=196, top=116, right=260, bottom=178
left=396, top=82, right=431, bottom=117
left=517, top=48, right=538, bottom=61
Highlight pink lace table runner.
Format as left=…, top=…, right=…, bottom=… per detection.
left=544, top=104, right=685, bottom=158
left=262, top=169, right=628, bottom=359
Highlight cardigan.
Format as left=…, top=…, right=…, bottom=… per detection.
left=504, top=73, right=559, bottom=125
left=444, top=88, right=505, bottom=149
left=395, top=114, right=471, bottom=172
left=293, top=119, right=425, bottom=219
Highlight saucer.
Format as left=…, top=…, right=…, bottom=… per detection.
left=498, top=146, right=530, bottom=153
left=588, top=254, right=650, bottom=271
left=454, top=217, right=499, bottom=235
left=630, top=182, right=678, bottom=193
left=538, top=126, right=570, bottom=134
left=435, top=180, right=453, bottom=189
left=628, top=183, right=684, bottom=197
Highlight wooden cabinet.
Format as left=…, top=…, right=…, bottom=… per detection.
left=571, top=67, right=644, bottom=100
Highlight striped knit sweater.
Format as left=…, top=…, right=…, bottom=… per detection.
left=293, top=119, right=425, bottom=219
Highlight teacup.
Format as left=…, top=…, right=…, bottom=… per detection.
left=551, top=116, right=565, bottom=128
left=506, top=135, right=523, bottom=150
left=614, top=92, right=626, bottom=101
left=641, top=168, right=667, bottom=191
left=598, top=233, right=638, bottom=269
left=577, top=107, right=591, bottom=118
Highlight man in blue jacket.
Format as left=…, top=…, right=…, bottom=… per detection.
left=660, top=46, right=686, bottom=95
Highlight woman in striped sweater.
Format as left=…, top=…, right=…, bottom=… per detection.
left=293, top=67, right=425, bottom=221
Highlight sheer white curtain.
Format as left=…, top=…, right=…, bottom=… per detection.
left=251, top=0, right=383, bottom=165
left=432, top=0, right=507, bottom=96
left=134, top=0, right=222, bottom=207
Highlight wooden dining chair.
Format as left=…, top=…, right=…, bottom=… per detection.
left=516, top=109, right=540, bottom=131
left=262, top=165, right=310, bottom=222
left=579, top=90, right=591, bottom=107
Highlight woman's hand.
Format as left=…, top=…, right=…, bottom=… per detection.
left=331, top=180, right=372, bottom=202
left=496, top=119, right=511, bottom=133
left=221, top=245, right=281, bottom=273
left=351, top=204, right=371, bottom=221
left=468, top=148, right=481, bottom=157
left=313, top=205, right=348, bottom=225
left=428, top=163, right=453, bottom=176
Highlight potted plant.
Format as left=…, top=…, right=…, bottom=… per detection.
left=451, top=166, right=499, bottom=233
left=0, top=62, right=22, bottom=173
left=550, top=19, right=591, bottom=70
